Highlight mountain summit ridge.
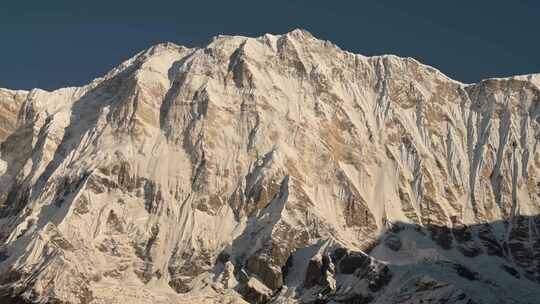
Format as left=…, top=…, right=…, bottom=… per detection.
left=4, top=29, right=540, bottom=95
left=0, top=30, right=539, bottom=304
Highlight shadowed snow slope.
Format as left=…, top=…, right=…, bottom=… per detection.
left=0, top=29, right=539, bottom=303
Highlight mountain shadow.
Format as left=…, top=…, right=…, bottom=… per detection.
left=214, top=215, right=540, bottom=304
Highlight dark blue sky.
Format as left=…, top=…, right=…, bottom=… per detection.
left=1, top=1, right=539, bottom=90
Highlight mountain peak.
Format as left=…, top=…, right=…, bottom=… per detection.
left=0, top=30, right=539, bottom=304
left=283, top=27, right=314, bottom=38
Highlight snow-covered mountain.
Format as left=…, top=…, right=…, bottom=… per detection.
left=0, top=29, right=539, bottom=304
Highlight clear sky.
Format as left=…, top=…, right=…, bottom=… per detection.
left=1, top=1, right=539, bottom=90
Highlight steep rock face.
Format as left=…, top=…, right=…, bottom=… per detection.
left=0, top=30, right=539, bottom=303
